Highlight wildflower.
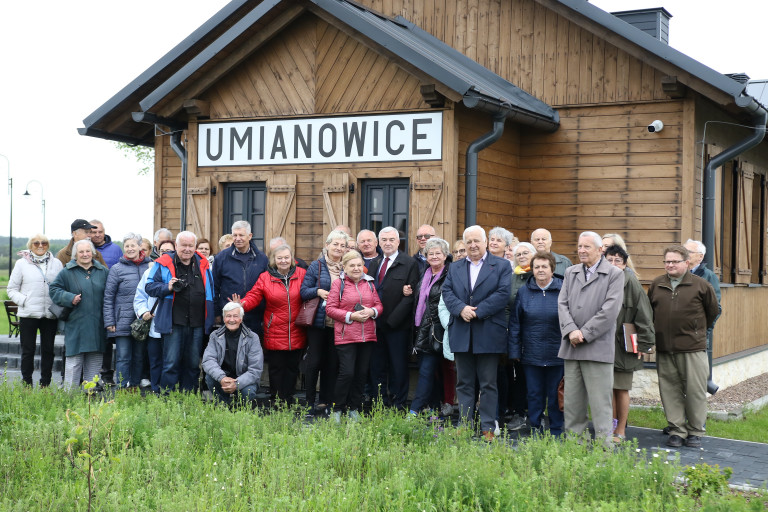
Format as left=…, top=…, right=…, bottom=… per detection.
left=222, top=486, right=225, bottom=490
left=214, top=478, right=218, bottom=482
left=213, top=462, right=217, bottom=466
left=652, top=453, right=659, bottom=458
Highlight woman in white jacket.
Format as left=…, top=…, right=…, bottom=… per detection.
left=7, top=234, right=64, bottom=387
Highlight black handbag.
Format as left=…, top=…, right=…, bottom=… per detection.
left=48, top=302, right=71, bottom=321
left=130, top=301, right=158, bottom=341
left=414, top=319, right=442, bottom=354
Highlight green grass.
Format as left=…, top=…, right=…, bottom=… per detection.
left=0, top=383, right=762, bottom=511
left=629, top=406, right=768, bottom=444
left=1, top=275, right=10, bottom=335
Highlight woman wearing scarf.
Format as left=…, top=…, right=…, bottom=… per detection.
left=299, top=229, right=347, bottom=418
left=7, top=234, right=64, bottom=387
left=103, top=233, right=152, bottom=389
left=237, top=244, right=307, bottom=403
left=405, top=238, right=452, bottom=415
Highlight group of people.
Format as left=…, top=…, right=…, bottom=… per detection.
left=8, top=218, right=721, bottom=446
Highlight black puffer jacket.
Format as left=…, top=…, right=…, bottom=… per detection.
left=412, top=262, right=450, bottom=354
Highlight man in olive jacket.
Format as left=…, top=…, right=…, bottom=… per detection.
left=558, top=231, right=624, bottom=446
left=648, top=245, right=719, bottom=449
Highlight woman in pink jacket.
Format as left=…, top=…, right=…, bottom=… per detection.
left=237, top=244, right=306, bottom=403
left=325, top=251, right=383, bottom=422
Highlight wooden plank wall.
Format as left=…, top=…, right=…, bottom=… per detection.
left=516, top=101, right=684, bottom=278
left=358, top=0, right=668, bottom=107
left=156, top=136, right=182, bottom=233
left=714, top=286, right=768, bottom=357
left=456, top=107, right=521, bottom=242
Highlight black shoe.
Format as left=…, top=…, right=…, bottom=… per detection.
left=685, top=435, right=702, bottom=448
left=662, top=426, right=671, bottom=435
left=666, top=434, right=684, bottom=447
left=507, top=414, right=529, bottom=431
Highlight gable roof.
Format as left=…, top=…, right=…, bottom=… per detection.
left=551, top=0, right=757, bottom=108
left=79, top=0, right=559, bottom=146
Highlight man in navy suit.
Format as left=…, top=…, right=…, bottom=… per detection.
left=442, top=225, right=512, bottom=440
left=367, top=226, right=420, bottom=410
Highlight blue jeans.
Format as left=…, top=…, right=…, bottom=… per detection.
left=522, top=364, right=564, bottom=436
left=410, top=352, right=441, bottom=413
left=204, top=374, right=259, bottom=405
left=114, top=335, right=147, bottom=388
left=161, top=325, right=203, bottom=392
left=147, top=336, right=164, bottom=392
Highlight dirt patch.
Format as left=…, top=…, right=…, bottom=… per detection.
left=631, top=372, right=768, bottom=411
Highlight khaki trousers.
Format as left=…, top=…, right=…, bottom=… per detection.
left=657, top=350, right=708, bottom=438
left=564, top=359, right=614, bottom=445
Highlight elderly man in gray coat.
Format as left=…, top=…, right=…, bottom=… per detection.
left=558, top=231, right=624, bottom=445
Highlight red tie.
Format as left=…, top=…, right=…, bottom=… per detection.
left=378, top=257, right=389, bottom=284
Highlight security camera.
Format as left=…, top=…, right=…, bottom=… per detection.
left=647, top=120, right=664, bottom=133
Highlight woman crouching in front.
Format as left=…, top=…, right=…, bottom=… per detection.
left=325, top=251, right=383, bottom=422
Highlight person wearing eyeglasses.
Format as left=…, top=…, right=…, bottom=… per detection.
left=412, top=224, right=436, bottom=276
left=452, top=240, right=467, bottom=261
left=7, top=234, right=64, bottom=387
left=648, top=245, right=720, bottom=449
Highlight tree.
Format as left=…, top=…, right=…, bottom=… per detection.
left=114, top=142, right=154, bottom=175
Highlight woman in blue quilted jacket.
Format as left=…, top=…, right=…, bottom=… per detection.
left=507, top=251, right=564, bottom=436
left=103, top=233, right=152, bottom=388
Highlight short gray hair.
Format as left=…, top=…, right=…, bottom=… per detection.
left=685, top=239, right=706, bottom=256
left=176, top=231, right=198, bottom=246
left=379, top=226, right=398, bottom=238
left=154, top=228, right=172, bottom=243
left=488, top=227, right=514, bottom=247
left=72, top=239, right=96, bottom=259
left=326, top=229, right=350, bottom=245
left=463, top=225, right=486, bottom=243
left=270, top=236, right=287, bottom=246
left=513, top=242, right=536, bottom=256
left=222, top=301, right=245, bottom=318
left=424, top=237, right=449, bottom=256
left=122, top=232, right=142, bottom=246
left=231, top=220, right=252, bottom=234
left=356, top=229, right=376, bottom=242
left=580, top=231, right=603, bottom=248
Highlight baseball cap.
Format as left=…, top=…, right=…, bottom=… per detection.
left=71, top=219, right=96, bottom=232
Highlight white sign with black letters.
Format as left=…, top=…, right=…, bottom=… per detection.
left=197, top=112, right=442, bottom=167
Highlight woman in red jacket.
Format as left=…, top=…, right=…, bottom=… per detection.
left=237, top=244, right=306, bottom=403
left=325, top=251, right=383, bottom=422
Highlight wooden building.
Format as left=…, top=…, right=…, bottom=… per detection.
left=81, top=0, right=768, bottom=366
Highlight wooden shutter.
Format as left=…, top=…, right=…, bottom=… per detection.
left=187, top=176, right=212, bottom=240
left=734, top=163, right=754, bottom=284
left=411, top=169, right=445, bottom=237
left=322, top=172, right=349, bottom=231
left=265, top=174, right=297, bottom=249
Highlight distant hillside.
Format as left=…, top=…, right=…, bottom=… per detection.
left=0, top=236, right=70, bottom=277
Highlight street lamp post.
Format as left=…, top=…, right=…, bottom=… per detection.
left=23, top=180, right=45, bottom=233
left=0, top=154, right=11, bottom=276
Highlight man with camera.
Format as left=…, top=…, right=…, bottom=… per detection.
left=146, top=231, right=215, bottom=392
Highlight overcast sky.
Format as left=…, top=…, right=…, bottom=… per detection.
left=1, top=0, right=766, bottom=241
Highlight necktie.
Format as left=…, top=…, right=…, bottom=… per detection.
left=378, top=257, right=389, bottom=284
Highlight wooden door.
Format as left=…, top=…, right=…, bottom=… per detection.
left=187, top=176, right=212, bottom=240
left=265, top=174, right=297, bottom=250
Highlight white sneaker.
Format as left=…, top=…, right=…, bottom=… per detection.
left=441, top=403, right=454, bottom=416
left=493, top=420, right=501, bottom=437
left=348, top=410, right=361, bottom=422
left=139, top=379, right=151, bottom=388
left=332, top=411, right=342, bottom=424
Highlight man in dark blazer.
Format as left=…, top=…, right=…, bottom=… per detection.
left=367, top=226, right=420, bottom=410
left=442, top=225, right=512, bottom=440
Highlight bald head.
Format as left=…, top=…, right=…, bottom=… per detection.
left=531, top=228, right=552, bottom=252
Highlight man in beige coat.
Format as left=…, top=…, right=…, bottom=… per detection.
left=558, top=231, right=624, bottom=445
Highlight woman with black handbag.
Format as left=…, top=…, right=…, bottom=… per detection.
left=403, top=237, right=452, bottom=416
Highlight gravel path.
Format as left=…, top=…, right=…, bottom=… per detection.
left=631, top=372, right=768, bottom=411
